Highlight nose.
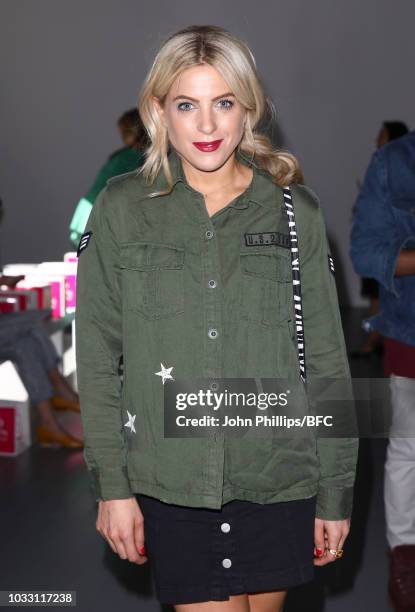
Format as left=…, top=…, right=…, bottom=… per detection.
left=196, top=105, right=217, bottom=136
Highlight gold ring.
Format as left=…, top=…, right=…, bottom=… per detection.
left=328, top=548, right=344, bottom=558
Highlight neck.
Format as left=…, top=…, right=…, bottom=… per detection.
left=180, top=152, right=245, bottom=195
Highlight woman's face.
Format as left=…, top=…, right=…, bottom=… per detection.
left=153, top=64, right=247, bottom=172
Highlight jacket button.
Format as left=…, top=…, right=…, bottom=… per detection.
left=208, top=279, right=217, bottom=288
left=222, top=558, right=232, bottom=568
left=205, top=230, right=215, bottom=240
left=221, top=522, right=231, bottom=533
left=208, top=328, right=218, bottom=339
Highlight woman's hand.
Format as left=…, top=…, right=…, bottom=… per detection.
left=96, top=497, right=148, bottom=564
left=313, top=517, right=350, bottom=566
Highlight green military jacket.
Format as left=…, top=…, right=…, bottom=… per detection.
left=75, top=147, right=359, bottom=520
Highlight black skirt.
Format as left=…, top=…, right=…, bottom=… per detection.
left=136, top=492, right=317, bottom=605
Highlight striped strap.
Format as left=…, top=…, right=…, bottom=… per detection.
left=282, top=186, right=307, bottom=384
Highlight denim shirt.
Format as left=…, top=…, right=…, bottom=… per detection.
left=349, top=130, right=415, bottom=345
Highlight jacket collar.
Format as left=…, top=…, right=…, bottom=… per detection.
left=164, top=146, right=273, bottom=209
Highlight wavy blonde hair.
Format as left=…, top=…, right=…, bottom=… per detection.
left=137, top=24, right=303, bottom=197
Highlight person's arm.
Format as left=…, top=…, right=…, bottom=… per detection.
left=75, top=185, right=133, bottom=501
left=395, top=249, right=415, bottom=276
left=293, top=184, right=359, bottom=520
left=350, top=149, right=415, bottom=297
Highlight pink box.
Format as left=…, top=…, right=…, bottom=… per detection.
left=65, top=274, right=77, bottom=312
left=0, top=407, right=16, bottom=453
left=9, top=283, right=52, bottom=310
left=0, top=406, right=27, bottom=455
left=2, top=260, right=78, bottom=318
left=36, top=263, right=77, bottom=317
left=0, top=288, right=38, bottom=311
left=48, top=277, right=66, bottom=319
left=64, top=252, right=78, bottom=263
left=28, top=284, right=52, bottom=309
left=0, top=296, right=21, bottom=313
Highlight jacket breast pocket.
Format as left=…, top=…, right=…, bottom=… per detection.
left=239, top=247, right=292, bottom=328
left=119, top=241, right=185, bottom=320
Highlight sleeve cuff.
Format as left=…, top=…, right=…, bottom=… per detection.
left=382, top=235, right=413, bottom=297
left=315, top=485, right=354, bottom=520
left=87, top=465, right=134, bottom=502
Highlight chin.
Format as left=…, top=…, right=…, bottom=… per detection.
left=189, top=148, right=233, bottom=169
left=196, top=158, right=226, bottom=172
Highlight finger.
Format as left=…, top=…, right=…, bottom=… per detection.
left=134, top=521, right=148, bottom=565
left=313, top=519, right=326, bottom=564
left=102, top=526, right=121, bottom=555
left=105, top=535, right=118, bottom=554
left=133, top=516, right=146, bottom=555
left=109, top=533, right=128, bottom=560
left=115, top=538, right=128, bottom=560
left=326, top=524, right=342, bottom=563
left=123, top=533, right=143, bottom=563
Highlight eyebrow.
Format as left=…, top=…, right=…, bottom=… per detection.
left=172, top=92, right=236, bottom=102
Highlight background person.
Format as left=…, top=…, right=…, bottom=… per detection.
left=0, top=196, right=83, bottom=449
left=351, top=120, right=409, bottom=358
left=350, top=128, right=415, bottom=612
left=0, top=273, right=83, bottom=449
left=69, top=108, right=149, bottom=247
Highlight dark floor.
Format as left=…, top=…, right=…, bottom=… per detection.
left=0, top=308, right=392, bottom=611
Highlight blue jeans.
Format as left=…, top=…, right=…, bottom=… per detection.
left=0, top=309, right=61, bottom=404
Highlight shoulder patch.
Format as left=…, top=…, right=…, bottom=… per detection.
left=328, top=253, right=335, bottom=275
left=77, top=231, right=93, bottom=257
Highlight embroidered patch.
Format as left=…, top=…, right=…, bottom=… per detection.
left=244, top=231, right=290, bottom=248
left=77, top=231, right=93, bottom=257
left=328, top=253, right=335, bottom=275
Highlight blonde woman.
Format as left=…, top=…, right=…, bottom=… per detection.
left=75, top=24, right=358, bottom=612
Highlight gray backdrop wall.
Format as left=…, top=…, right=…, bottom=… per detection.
left=1, top=0, right=414, bottom=307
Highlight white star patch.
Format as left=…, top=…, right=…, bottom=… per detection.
left=155, top=362, right=175, bottom=385
left=124, top=410, right=137, bottom=434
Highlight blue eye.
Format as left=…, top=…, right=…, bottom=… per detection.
left=177, top=102, right=194, bottom=112
left=218, top=99, right=234, bottom=109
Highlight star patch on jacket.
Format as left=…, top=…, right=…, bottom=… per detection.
left=77, top=231, right=93, bottom=257
left=328, top=253, right=335, bottom=275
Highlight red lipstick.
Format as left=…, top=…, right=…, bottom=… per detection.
left=192, top=139, right=223, bottom=152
